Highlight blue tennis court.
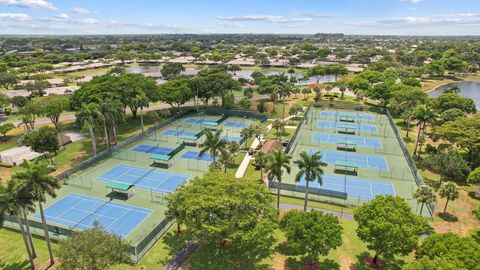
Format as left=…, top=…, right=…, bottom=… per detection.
left=317, top=121, right=378, bottom=133
left=33, top=193, right=151, bottom=238
left=308, top=149, right=388, bottom=171
left=223, top=122, right=248, bottom=128
left=312, top=132, right=382, bottom=149
left=181, top=150, right=213, bottom=162
left=132, top=144, right=173, bottom=155
left=186, top=118, right=217, bottom=125
left=98, top=164, right=191, bottom=192
left=318, top=111, right=375, bottom=121
left=296, top=174, right=395, bottom=200
left=222, top=136, right=242, bottom=143
left=162, top=129, right=198, bottom=137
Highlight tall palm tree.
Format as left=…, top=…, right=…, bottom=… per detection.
left=98, top=99, right=124, bottom=147
left=271, top=119, right=285, bottom=140
left=294, top=151, right=327, bottom=211
left=0, top=179, right=36, bottom=270
left=277, top=83, right=293, bottom=121
left=132, top=93, right=150, bottom=133
left=413, top=185, right=435, bottom=215
left=412, top=104, right=436, bottom=159
left=266, top=150, right=291, bottom=210
left=218, top=150, right=234, bottom=173
left=254, top=151, right=269, bottom=181
left=14, top=160, right=60, bottom=266
left=199, top=129, right=227, bottom=163
left=108, top=99, right=125, bottom=145
left=76, top=102, right=100, bottom=156
left=439, top=182, right=459, bottom=214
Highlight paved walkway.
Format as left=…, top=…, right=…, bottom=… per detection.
left=162, top=241, right=198, bottom=270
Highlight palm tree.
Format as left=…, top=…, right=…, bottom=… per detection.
left=277, top=83, right=293, bottom=121
left=412, top=104, right=436, bottom=159
left=413, top=185, right=435, bottom=215
left=0, top=179, right=36, bottom=270
left=218, top=150, right=234, bottom=173
left=14, top=160, right=60, bottom=266
left=98, top=99, right=115, bottom=149
left=108, top=99, right=125, bottom=145
left=254, top=151, right=269, bottom=181
left=271, top=119, right=285, bottom=140
left=199, top=129, right=227, bottom=163
left=266, top=150, right=291, bottom=210
left=76, top=102, right=100, bottom=156
left=438, top=182, right=459, bottom=214
left=294, top=151, right=327, bottom=211
left=132, top=93, right=150, bottom=133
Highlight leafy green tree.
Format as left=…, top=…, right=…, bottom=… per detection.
left=35, top=95, right=70, bottom=130
left=281, top=210, right=342, bottom=264
left=403, top=257, right=457, bottom=270
left=57, top=225, right=131, bottom=270
left=165, top=171, right=278, bottom=268
left=24, top=126, right=60, bottom=159
left=218, top=149, right=235, bottom=173
left=113, top=50, right=134, bottom=64
left=467, top=167, right=480, bottom=184
left=10, top=96, right=29, bottom=108
left=433, top=116, right=480, bottom=167
left=306, top=65, right=326, bottom=84
left=325, top=63, right=348, bottom=82
left=13, top=160, right=59, bottom=266
left=438, top=182, right=459, bottom=214
left=239, top=96, right=251, bottom=109
left=421, top=150, right=470, bottom=183
left=157, top=78, right=193, bottom=111
left=294, top=151, right=327, bottom=211
left=25, top=80, right=49, bottom=97
left=348, top=77, right=370, bottom=100
left=197, top=68, right=241, bottom=108
left=413, top=185, right=435, bottom=215
left=0, top=72, right=18, bottom=89
left=76, top=102, right=100, bottom=156
left=0, top=122, right=15, bottom=137
left=354, top=196, right=430, bottom=265
left=160, top=62, right=185, bottom=80
left=431, top=93, right=476, bottom=114
left=415, top=233, right=480, bottom=270
left=288, top=103, right=303, bottom=117
left=266, top=149, right=291, bottom=210
left=437, top=108, right=466, bottom=125
left=0, top=179, right=36, bottom=269
left=199, top=129, right=227, bottom=163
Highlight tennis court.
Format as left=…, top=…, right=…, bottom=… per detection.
left=296, top=174, right=395, bottom=200
left=312, top=132, right=382, bottom=149
left=132, top=144, right=173, bottom=155
left=223, top=121, right=248, bottom=128
left=33, top=193, right=152, bottom=238
left=181, top=150, right=213, bottom=161
left=161, top=129, right=199, bottom=137
left=222, top=136, right=242, bottom=143
left=98, top=164, right=191, bottom=192
left=308, top=149, right=388, bottom=171
left=318, top=111, right=375, bottom=121
left=186, top=118, right=218, bottom=126
left=317, top=120, right=378, bottom=133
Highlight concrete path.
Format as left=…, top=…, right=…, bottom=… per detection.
left=235, top=123, right=272, bottom=178
left=162, top=241, right=198, bottom=270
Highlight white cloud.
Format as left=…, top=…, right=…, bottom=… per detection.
left=300, top=12, right=335, bottom=18
left=0, top=13, right=29, bottom=21
left=215, top=14, right=312, bottom=24
left=0, top=0, right=56, bottom=10
left=399, top=0, right=423, bottom=3
left=54, top=13, right=69, bottom=20
left=221, top=22, right=245, bottom=28
left=79, top=18, right=99, bottom=25
left=72, top=7, right=90, bottom=14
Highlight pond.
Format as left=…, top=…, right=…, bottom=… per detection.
left=428, top=81, right=480, bottom=109
left=126, top=65, right=338, bottom=84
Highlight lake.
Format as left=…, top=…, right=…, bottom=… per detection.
left=126, top=65, right=338, bottom=84
left=428, top=81, right=480, bottom=109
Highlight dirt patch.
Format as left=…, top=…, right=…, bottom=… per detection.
left=272, top=253, right=287, bottom=270
left=431, top=190, right=480, bottom=236
left=0, top=167, right=12, bottom=183
left=339, top=235, right=354, bottom=270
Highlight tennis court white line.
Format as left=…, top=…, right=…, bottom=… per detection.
left=70, top=194, right=152, bottom=214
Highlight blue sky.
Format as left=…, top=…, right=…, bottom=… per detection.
left=0, top=0, right=479, bottom=35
